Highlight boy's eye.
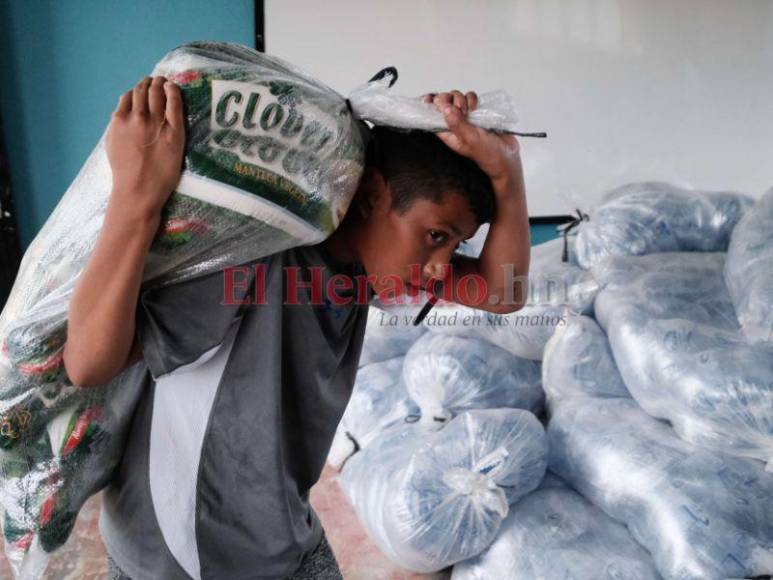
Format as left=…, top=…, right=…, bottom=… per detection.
left=429, top=230, right=448, bottom=245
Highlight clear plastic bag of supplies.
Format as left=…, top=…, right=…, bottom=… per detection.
left=725, top=187, right=773, bottom=344
left=593, top=253, right=773, bottom=469
left=591, top=252, right=739, bottom=332
left=402, top=333, right=543, bottom=426
left=424, top=237, right=597, bottom=361
left=451, top=478, right=661, bottom=580
left=574, top=181, right=753, bottom=269
left=548, top=397, right=773, bottom=580
left=339, top=409, right=548, bottom=573
left=358, top=303, right=427, bottom=367
left=327, top=357, right=419, bottom=469
left=0, top=40, right=371, bottom=578
left=542, top=315, right=630, bottom=409
left=424, top=302, right=571, bottom=361
left=348, top=68, right=522, bottom=134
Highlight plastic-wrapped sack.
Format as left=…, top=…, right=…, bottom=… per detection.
left=592, top=252, right=739, bottom=332
left=593, top=253, right=773, bottom=469
left=0, top=363, right=147, bottom=579
left=548, top=397, right=773, bottom=580
left=542, top=315, right=630, bottom=410
left=402, top=333, right=543, bottom=426
left=327, top=357, right=419, bottom=469
left=0, top=40, right=369, bottom=578
left=725, top=187, right=773, bottom=343
left=574, top=181, right=753, bottom=270
left=424, top=238, right=597, bottom=361
left=339, top=409, right=548, bottom=573
left=358, top=302, right=427, bottom=367
left=348, top=70, right=522, bottom=133
left=423, top=302, right=570, bottom=361
left=451, top=477, right=661, bottom=580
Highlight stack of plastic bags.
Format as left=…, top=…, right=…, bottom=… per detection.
left=358, top=303, right=427, bottom=367
left=0, top=41, right=369, bottom=578
left=336, top=178, right=773, bottom=579
left=326, top=357, right=418, bottom=470
left=424, top=237, right=598, bottom=360
left=548, top=397, right=773, bottom=580
left=542, top=284, right=773, bottom=579
left=592, top=252, right=773, bottom=469
left=401, top=333, right=543, bottom=425
left=574, top=181, right=752, bottom=269
left=339, top=409, right=548, bottom=573
left=542, top=315, right=630, bottom=406
left=725, top=187, right=773, bottom=344
left=451, top=474, right=661, bottom=580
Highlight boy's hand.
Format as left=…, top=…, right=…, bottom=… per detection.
left=422, top=91, right=521, bottom=188
left=106, top=76, right=185, bottom=219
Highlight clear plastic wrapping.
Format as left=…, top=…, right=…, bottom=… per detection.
left=327, top=357, right=418, bottom=469
left=402, top=333, right=543, bottom=426
left=548, top=397, right=773, bottom=580
left=725, top=187, right=773, bottom=343
left=339, top=409, right=548, bottom=573
left=593, top=253, right=773, bottom=469
left=358, top=302, right=427, bottom=367
left=0, top=40, right=369, bottom=577
left=591, top=252, right=739, bottom=331
left=348, top=72, right=522, bottom=134
left=451, top=478, right=661, bottom=580
left=542, top=315, right=630, bottom=410
left=425, top=238, right=598, bottom=361
left=575, top=181, right=753, bottom=269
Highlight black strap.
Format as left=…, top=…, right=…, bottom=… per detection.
left=346, top=66, right=400, bottom=115
left=556, top=209, right=589, bottom=262
left=368, top=66, right=399, bottom=87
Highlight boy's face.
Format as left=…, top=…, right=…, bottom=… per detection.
left=355, top=174, right=480, bottom=301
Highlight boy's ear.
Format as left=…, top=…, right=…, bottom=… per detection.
left=357, top=166, right=389, bottom=218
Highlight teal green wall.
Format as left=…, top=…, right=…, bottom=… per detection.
left=530, top=222, right=562, bottom=245
left=0, top=0, right=254, bottom=249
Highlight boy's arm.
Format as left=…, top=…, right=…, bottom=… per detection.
left=425, top=91, right=531, bottom=314
left=63, top=76, right=185, bottom=386
left=449, top=169, right=530, bottom=314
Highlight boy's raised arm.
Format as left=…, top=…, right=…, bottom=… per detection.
left=424, top=91, right=531, bottom=314
left=63, top=75, right=185, bottom=386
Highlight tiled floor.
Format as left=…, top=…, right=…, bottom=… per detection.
left=0, top=466, right=450, bottom=580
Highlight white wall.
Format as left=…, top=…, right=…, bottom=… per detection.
left=266, top=0, right=773, bottom=216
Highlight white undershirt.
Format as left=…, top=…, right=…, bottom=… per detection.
left=148, top=317, right=242, bottom=580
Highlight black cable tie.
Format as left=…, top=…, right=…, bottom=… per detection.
left=337, top=431, right=362, bottom=472
left=558, top=209, right=589, bottom=262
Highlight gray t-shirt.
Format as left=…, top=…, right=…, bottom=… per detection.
left=99, top=242, right=370, bottom=580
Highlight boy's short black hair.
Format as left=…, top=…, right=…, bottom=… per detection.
left=365, top=126, right=495, bottom=225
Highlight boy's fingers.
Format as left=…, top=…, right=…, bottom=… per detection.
left=163, top=81, right=184, bottom=130
left=148, top=76, right=168, bottom=120
left=465, top=91, right=478, bottom=112
left=442, top=105, right=477, bottom=141
left=115, top=90, right=132, bottom=116
left=421, top=93, right=435, bottom=104
left=132, top=77, right=152, bottom=115
left=451, top=91, right=467, bottom=114
left=433, top=93, right=454, bottom=109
